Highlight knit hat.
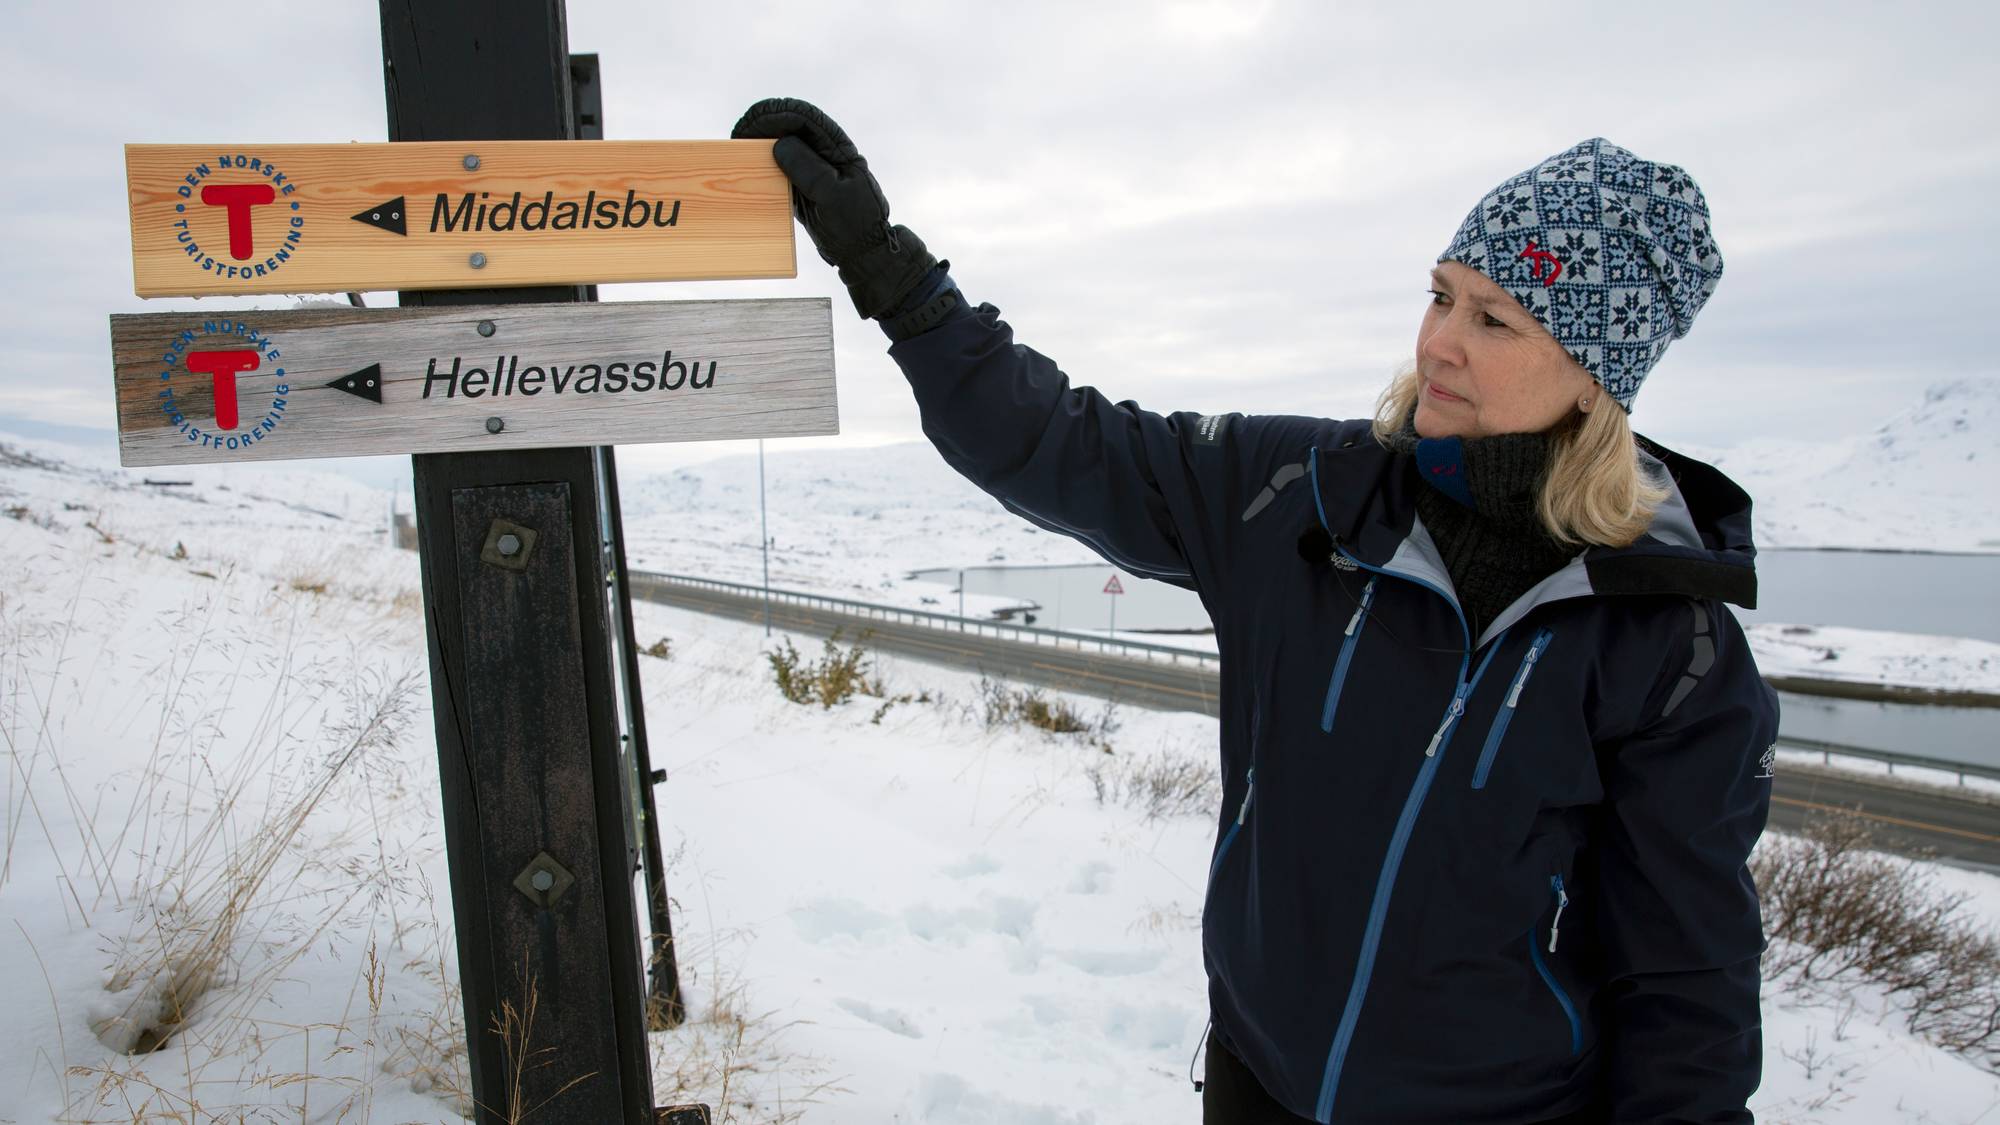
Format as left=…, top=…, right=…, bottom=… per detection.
left=1438, top=138, right=1723, bottom=411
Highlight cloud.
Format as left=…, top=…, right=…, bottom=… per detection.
left=4, top=0, right=1994, bottom=476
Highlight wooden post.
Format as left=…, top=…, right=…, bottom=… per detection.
left=380, top=2, right=655, bottom=1120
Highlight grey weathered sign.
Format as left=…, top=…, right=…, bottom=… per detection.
left=108, top=297, right=836, bottom=466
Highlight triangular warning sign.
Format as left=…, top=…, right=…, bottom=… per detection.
left=1102, top=574, right=1125, bottom=595
left=327, top=364, right=383, bottom=404
left=351, top=197, right=407, bottom=236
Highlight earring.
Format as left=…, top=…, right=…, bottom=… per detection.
left=1578, top=395, right=1594, bottom=412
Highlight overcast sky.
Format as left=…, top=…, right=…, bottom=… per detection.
left=4, top=0, right=1994, bottom=491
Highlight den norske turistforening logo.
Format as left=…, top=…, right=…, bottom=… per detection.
left=168, top=152, right=307, bottom=282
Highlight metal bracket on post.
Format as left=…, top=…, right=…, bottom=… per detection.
left=480, top=519, right=538, bottom=571
left=513, top=851, right=576, bottom=909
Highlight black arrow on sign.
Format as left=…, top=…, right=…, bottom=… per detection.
left=327, top=364, right=383, bottom=404
left=351, top=197, right=407, bottom=236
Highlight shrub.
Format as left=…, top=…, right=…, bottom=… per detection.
left=767, top=633, right=883, bottom=709
left=643, top=636, right=672, bottom=660
left=1752, top=810, right=2000, bottom=1056
left=978, top=678, right=1118, bottom=738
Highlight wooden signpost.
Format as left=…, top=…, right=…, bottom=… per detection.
left=108, top=298, right=835, bottom=465
left=106, top=2, right=806, bottom=1120
left=125, top=140, right=795, bottom=296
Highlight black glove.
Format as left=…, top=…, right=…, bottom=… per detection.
left=732, top=98, right=939, bottom=320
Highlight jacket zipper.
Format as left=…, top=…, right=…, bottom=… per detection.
left=1207, top=768, right=1255, bottom=890
left=1321, top=577, right=1378, bottom=732
left=1530, top=874, right=1582, bottom=1054
left=1310, top=503, right=1511, bottom=1122
left=1549, top=873, right=1568, bottom=953
left=1470, top=628, right=1555, bottom=789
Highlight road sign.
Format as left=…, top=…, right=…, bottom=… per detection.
left=107, top=298, right=835, bottom=466
left=1103, top=574, right=1124, bottom=595
left=124, top=141, right=796, bottom=297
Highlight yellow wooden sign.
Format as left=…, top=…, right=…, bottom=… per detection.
left=124, top=141, right=796, bottom=298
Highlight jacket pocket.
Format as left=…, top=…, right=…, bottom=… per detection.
left=1527, top=873, right=1581, bottom=1055
left=1320, top=577, right=1378, bottom=732
left=1207, top=768, right=1254, bottom=894
left=1470, top=627, right=1555, bottom=789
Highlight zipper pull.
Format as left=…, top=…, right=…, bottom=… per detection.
left=1424, top=693, right=1466, bottom=757
left=1344, top=577, right=1377, bottom=636
left=1549, top=874, right=1569, bottom=953
left=1238, top=769, right=1256, bottom=825
left=1505, top=632, right=1551, bottom=708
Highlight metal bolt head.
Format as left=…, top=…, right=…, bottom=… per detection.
left=497, top=533, right=522, bottom=557
left=462, top=153, right=480, bottom=171
left=512, top=851, right=574, bottom=908
left=469, top=251, right=488, bottom=269
left=485, top=416, right=504, bottom=434
left=477, top=319, right=496, bottom=337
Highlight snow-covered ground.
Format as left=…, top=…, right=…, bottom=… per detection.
left=3, top=436, right=2000, bottom=1121
left=1749, top=624, right=2000, bottom=699
left=1680, top=378, right=1999, bottom=554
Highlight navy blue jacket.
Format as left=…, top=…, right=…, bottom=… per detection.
left=887, top=295, right=1778, bottom=1124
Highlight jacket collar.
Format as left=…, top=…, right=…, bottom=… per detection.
left=1307, top=430, right=1759, bottom=643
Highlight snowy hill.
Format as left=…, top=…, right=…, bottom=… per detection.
left=1680, top=378, right=1999, bottom=552
left=3, top=438, right=2000, bottom=1121
left=619, top=441, right=1104, bottom=606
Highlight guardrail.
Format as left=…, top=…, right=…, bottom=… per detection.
left=1776, top=736, right=2000, bottom=787
left=628, top=570, right=1221, bottom=667
left=630, top=570, right=1997, bottom=789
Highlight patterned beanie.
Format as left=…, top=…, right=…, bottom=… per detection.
left=1438, top=137, right=1723, bottom=411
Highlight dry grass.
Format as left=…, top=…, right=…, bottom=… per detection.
left=489, top=963, right=596, bottom=1123
left=3, top=553, right=446, bottom=1121
left=646, top=859, right=842, bottom=1124
left=1086, top=746, right=1221, bottom=820
left=86, top=663, right=418, bottom=1057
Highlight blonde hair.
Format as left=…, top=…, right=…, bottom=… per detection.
left=1370, top=364, right=1670, bottom=549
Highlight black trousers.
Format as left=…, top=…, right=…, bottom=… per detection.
left=1202, top=1030, right=1605, bottom=1124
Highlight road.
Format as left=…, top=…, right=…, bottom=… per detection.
left=629, top=574, right=2000, bottom=871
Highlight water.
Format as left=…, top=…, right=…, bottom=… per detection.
left=913, top=550, right=1999, bottom=769
left=1743, top=550, right=1999, bottom=643
left=910, top=563, right=1209, bottom=634
left=922, top=550, right=2000, bottom=642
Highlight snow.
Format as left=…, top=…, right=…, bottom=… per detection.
left=2, top=433, right=1998, bottom=1122
left=1750, top=624, right=2000, bottom=697
left=1679, top=378, right=2000, bottom=554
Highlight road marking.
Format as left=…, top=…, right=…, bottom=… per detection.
left=1773, top=795, right=2000, bottom=845
left=1027, top=661, right=1212, bottom=703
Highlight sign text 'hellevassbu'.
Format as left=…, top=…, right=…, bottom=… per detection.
left=107, top=299, right=836, bottom=467
left=125, top=141, right=796, bottom=297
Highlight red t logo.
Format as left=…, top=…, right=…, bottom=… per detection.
left=199, top=184, right=277, bottom=260
left=185, top=349, right=262, bottom=430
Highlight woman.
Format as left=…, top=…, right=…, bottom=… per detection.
left=734, top=99, right=1777, bottom=1124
